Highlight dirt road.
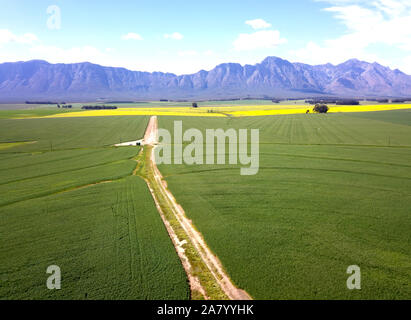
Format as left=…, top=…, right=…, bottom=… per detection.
left=143, top=116, right=252, bottom=300
left=143, top=116, right=158, bottom=145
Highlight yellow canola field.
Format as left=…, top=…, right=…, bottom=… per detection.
left=44, top=108, right=226, bottom=118
left=41, top=104, right=411, bottom=119
left=231, top=104, right=411, bottom=117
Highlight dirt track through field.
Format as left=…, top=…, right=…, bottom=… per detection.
left=142, top=116, right=252, bottom=300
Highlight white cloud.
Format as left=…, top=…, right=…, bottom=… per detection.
left=292, top=0, right=411, bottom=71
left=245, top=19, right=272, bottom=30
left=178, top=50, right=198, bottom=57
left=121, top=33, right=143, bottom=41
left=233, top=30, right=286, bottom=51
left=164, top=32, right=184, bottom=40
left=290, top=40, right=382, bottom=66
left=204, top=50, right=215, bottom=56
left=0, top=29, right=38, bottom=45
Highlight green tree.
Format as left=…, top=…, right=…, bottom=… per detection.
left=313, top=104, right=329, bottom=113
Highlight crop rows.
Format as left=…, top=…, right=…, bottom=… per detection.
left=157, top=110, right=411, bottom=299
left=0, top=115, right=189, bottom=299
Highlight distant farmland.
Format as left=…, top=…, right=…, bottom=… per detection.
left=157, top=110, right=411, bottom=299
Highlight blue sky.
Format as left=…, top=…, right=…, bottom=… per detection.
left=1, top=0, right=411, bottom=74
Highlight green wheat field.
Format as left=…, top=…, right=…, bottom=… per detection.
left=1, top=108, right=410, bottom=299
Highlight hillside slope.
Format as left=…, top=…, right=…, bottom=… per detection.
left=1, top=57, right=410, bottom=101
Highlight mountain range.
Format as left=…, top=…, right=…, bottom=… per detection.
left=0, top=57, right=411, bottom=102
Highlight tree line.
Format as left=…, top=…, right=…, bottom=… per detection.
left=26, top=101, right=65, bottom=105
left=306, top=99, right=360, bottom=105
left=81, top=105, right=118, bottom=110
